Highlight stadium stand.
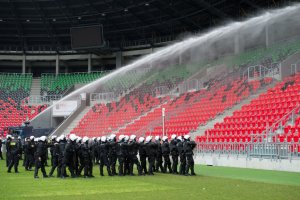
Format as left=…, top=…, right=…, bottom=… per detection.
left=0, top=73, right=47, bottom=136
left=196, top=73, right=300, bottom=146
left=41, top=71, right=108, bottom=95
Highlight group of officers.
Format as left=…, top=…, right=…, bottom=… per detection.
left=3, top=133, right=197, bottom=179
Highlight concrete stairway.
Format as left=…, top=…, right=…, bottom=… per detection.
left=60, top=106, right=91, bottom=136
left=30, top=78, right=41, bottom=96
left=190, top=81, right=278, bottom=140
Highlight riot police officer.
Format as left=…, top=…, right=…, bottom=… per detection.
left=183, top=135, right=196, bottom=176
left=34, top=136, right=48, bottom=178
left=57, top=135, right=67, bottom=178
left=145, top=136, right=156, bottom=175
left=5, top=135, right=13, bottom=167
left=138, top=137, right=147, bottom=175
left=0, top=137, right=3, bottom=160
left=61, top=134, right=77, bottom=178
left=49, top=136, right=59, bottom=177
left=154, top=136, right=164, bottom=173
left=108, top=134, right=117, bottom=176
left=117, top=135, right=126, bottom=176
left=170, top=134, right=179, bottom=174
left=8, top=136, right=22, bottom=173
left=161, top=136, right=172, bottom=173
left=98, top=136, right=112, bottom=176
left=128, top=135, right=142, bottom=176
left=80, top=136, right=93, bottom=178
left=177, top=136, right=186, bottom=175
left=123, top=135, right=130, bottom=175
left=74, top=137, right=82, bottom=176
left=25, top=136, right=36, bottom=171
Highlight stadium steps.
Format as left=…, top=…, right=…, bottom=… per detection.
left=30, top=78, right=41, bottom=96
left=60, top=106, right=91, bottom=136
left=190, top=80, right=278, bottom=140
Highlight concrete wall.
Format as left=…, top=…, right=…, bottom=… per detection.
left=50, top=99, right=87, bottom=136
left=195, top=153, right=300, bottom=172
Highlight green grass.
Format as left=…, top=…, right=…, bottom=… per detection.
left=0, top=159, right=300, bottom=200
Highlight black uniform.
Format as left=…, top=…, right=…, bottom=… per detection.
left=74, top=142, right=81, bottom=175
left=177, top=139, right=186, bottom=175
left=49, top=141, right=59, bottom=177
left=128, top=140, right=142, bottom=175
left=170, top=139, right=179, bottom=174
left=34, top=140, right=48, bottom=178
left=22, top=139, right=28, bottom=167
left=6, top=138, right=12, bottom=167
left=57, top=140, right=66, bottom=178
left=146, top=141, right=156, bottom=175
left=79, top=141, right=93, bottom=178
left=124, top=140, right=130, bottom=175
left=155, top=140, right=164, bottom=173
left=117, top=140, right=127, bottom=176
left=183, top=139, right=196, bottom=176
left=138, top=142, right=148, bottom=174
left=161, top=140, right=172, bottom=173
left=98, top=141, right=112, bottom=176
left=61, top=140, right=76, bottom=178
left=8, top=139, right=22, bottom=173
left=108, top=139, right=118, bottom=175
left=25, top=139, right=35, bottom=170
left=0, top=138, right=3, bottom=160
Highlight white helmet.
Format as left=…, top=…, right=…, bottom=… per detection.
left=124, top=135, right=129, bottom=142
left=82, top=136, right=89, bottom=143
left=6, top=134, right=12, bottom=139
left=69, top=134, right=77, bottom=142
left=30, top=136, right=35, bottom=140
left=110, top=134, right=116, bottom=140
left=138, top=137, right=145, bottom=143
left=61, top=135, right=66, bottom=141
left=40, top=136, right=47, bottom=142
left=177, top=136, right=182, bottom=141
left=96, top=137, right=101, bottom=142
left=184, top=135, right=190, bottom=140
left=56, top=136, right=61, bottom=142
left=171, top=134, right=177, bottom=140
left=51, top=135, right=57, bottom=140
left=101, top=136, right=107, bottom=142
left=34, top=137, right=39, bottom=142
left=18, top=136, right=21, bottom=140
left=92, top=137, right=96, bottom=141
left=130, top=135, right=137, bottom=141
left=119, top=134, right=125, bottom=141
left=145, top=136, right=152, bottom=143
left=162, top=136, right=168, bottom=142
left=155, top=136, right=160, bottom=141
left=76, top=137, right=82, bottom=143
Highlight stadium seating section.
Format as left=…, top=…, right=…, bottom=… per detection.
left=0, top=73, right=32, bottom=102
left=196, top=73, right=300, bottom=144
left=0, top=73, right=47, bottom=137
left=41, top=72, right=108, bottom=95
left=71, top=71, right=273, bottom=138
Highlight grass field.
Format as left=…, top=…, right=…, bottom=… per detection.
left=0, top=159, right=300, bottom=200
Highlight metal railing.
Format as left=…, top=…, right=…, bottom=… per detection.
left=196, top=141, right=300, bottom=160
left=259, top=104, right=300, bottom=142
left=243, top=64, right=281, bottom=81
left=90, top=92, right=117, bottom=103
left=21, top=95, right=62, bottom=106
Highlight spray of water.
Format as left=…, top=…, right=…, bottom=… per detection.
left=30, top=4, right=300, bottom=133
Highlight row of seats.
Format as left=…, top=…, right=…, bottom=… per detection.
left=0, top=98, right=47, bottom=136
left=197, top=73, right=300, bottom=144
left=41, top=72, right=108, bottom=95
